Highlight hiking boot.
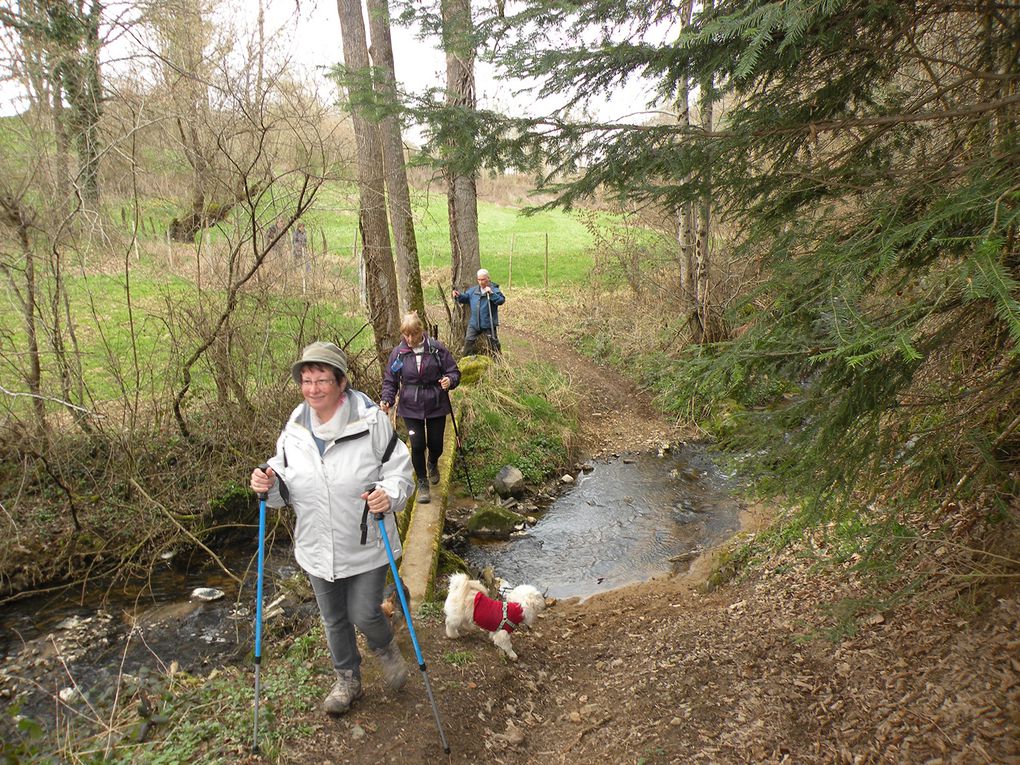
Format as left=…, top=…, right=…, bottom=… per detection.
left=373, top=640, right=409, bottom=691
left=416, top=479, right=431, bottom=504
left=322, top=670, right=362, bottom=716
left=428, top=460, right=440, bottom=485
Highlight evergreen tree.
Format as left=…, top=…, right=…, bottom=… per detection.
left=410, top=0, right=1019, bottom=513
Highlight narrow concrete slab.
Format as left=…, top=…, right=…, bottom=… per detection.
left=397, top=401, right=461, bottom=608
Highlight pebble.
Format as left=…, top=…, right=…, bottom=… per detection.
left=504, top=721, right=526, bottom=746
left=190, top=588, right=225, bottom=602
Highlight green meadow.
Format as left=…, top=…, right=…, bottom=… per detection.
left=260, top=182, right=598, bottom=288
left=0, top=180, right=603, bottom=411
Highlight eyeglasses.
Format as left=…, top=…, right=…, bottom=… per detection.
left=300, top=378, right=336, bottom=389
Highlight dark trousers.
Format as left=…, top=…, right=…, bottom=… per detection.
left=403, top=415, right=447, bottom=482
left=464, top=324, right=501, bottom=355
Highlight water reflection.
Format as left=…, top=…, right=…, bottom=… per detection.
left=465, top=446, right=741, bottom=599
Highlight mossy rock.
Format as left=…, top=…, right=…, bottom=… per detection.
left=465, top=504, right=520, bottom=537
left=458, top=355, right=491, bottom=387
left=435, top=548, right=468, bottom=590
left=704, top=536, right=754, bottom=591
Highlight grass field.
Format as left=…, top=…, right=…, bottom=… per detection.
left=0, top=179, right=605, bottom=416
left=258, top=182, right=598, bottom=289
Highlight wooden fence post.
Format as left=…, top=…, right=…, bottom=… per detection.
left=509, top=233, right=515, bottom=288
left=544, top=232, right=549, bottom=289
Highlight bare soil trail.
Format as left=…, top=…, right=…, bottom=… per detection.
left=498, top=322, right=681, bottom=457
left=276, top=317, right=1019, bottom=765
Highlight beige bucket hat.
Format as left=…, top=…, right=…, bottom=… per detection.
left=291, top=341, right=348, bottom=383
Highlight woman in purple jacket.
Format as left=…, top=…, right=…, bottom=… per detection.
left=380, top=313, right=461, bottom=504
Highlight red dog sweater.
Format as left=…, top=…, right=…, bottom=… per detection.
left=473, top=591, right=524, bottom=633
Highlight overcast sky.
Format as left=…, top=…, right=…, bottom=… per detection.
left=0, top=0, right=661, bottom=126
left=256, top=0, right=661, bottom=124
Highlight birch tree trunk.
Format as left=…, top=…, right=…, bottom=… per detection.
left=366, top=0, right=426, bottom=320
left=693, top=72, right=714, bottom=343
left=441, top=0, right=481, bottom=345
left=336, top=0, right=401, bottom=369
left=675, top=0, right=695, bottom=307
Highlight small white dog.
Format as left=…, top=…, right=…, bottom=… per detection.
left=443, top=572, right=546, bottom=661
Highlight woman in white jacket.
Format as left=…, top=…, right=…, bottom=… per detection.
left=250, top=341, right=415, bottom=716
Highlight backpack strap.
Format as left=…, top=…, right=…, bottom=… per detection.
left=360, top=430, right=401, bottom=545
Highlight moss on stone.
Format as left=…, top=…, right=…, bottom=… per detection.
left=457, top=356, right=491, bottom=387
left=465, top=504, right=520, bottom=536
left=436, top=548, right=467, bottom=584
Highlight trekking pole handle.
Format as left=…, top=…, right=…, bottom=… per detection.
left=256, top=462, right=271, bottom=500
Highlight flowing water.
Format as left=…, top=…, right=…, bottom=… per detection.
left=0, top=539, right=296, bottom=729
left=465, top=445, right=742, bottom=599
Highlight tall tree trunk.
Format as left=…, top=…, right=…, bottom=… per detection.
left=693, top=68, right=715, bottom=343
left=63, top=0, right=103, bottom=205
left=366, top=0, right=426, bottom=321
left=158, top=0, right=217, bottom=242
left=441, top=0, right=480, bottom=345
left=336, top=0, right=401, bottom=371
left=675, top=0, right=695, bottom=308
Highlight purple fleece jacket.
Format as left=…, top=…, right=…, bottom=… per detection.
left=380, top=335, right=461, bottom=419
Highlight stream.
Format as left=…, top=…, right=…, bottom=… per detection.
left=465, top=445, right=742, bottom=599
left=0, top=539, right=297, bottom=731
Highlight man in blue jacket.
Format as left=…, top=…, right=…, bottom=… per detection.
left=453, top=268, right=506, bottom=355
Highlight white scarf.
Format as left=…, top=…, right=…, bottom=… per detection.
left=309, top=393, right=350, bottom=442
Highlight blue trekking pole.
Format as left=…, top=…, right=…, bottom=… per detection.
left=252, top=469, right=269, bottom=753
left=375, top=512, right=450, bottom=753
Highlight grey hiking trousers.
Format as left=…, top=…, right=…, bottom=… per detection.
left=309, top=564, right=392, bottom=677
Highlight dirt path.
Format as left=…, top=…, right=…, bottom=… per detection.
left=274, top=320, right=1019, bottom=765
left=500, top=323, right=681, bottom=457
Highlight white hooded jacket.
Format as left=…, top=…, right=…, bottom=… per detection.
left=264, top=390, right=413, bottom=581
